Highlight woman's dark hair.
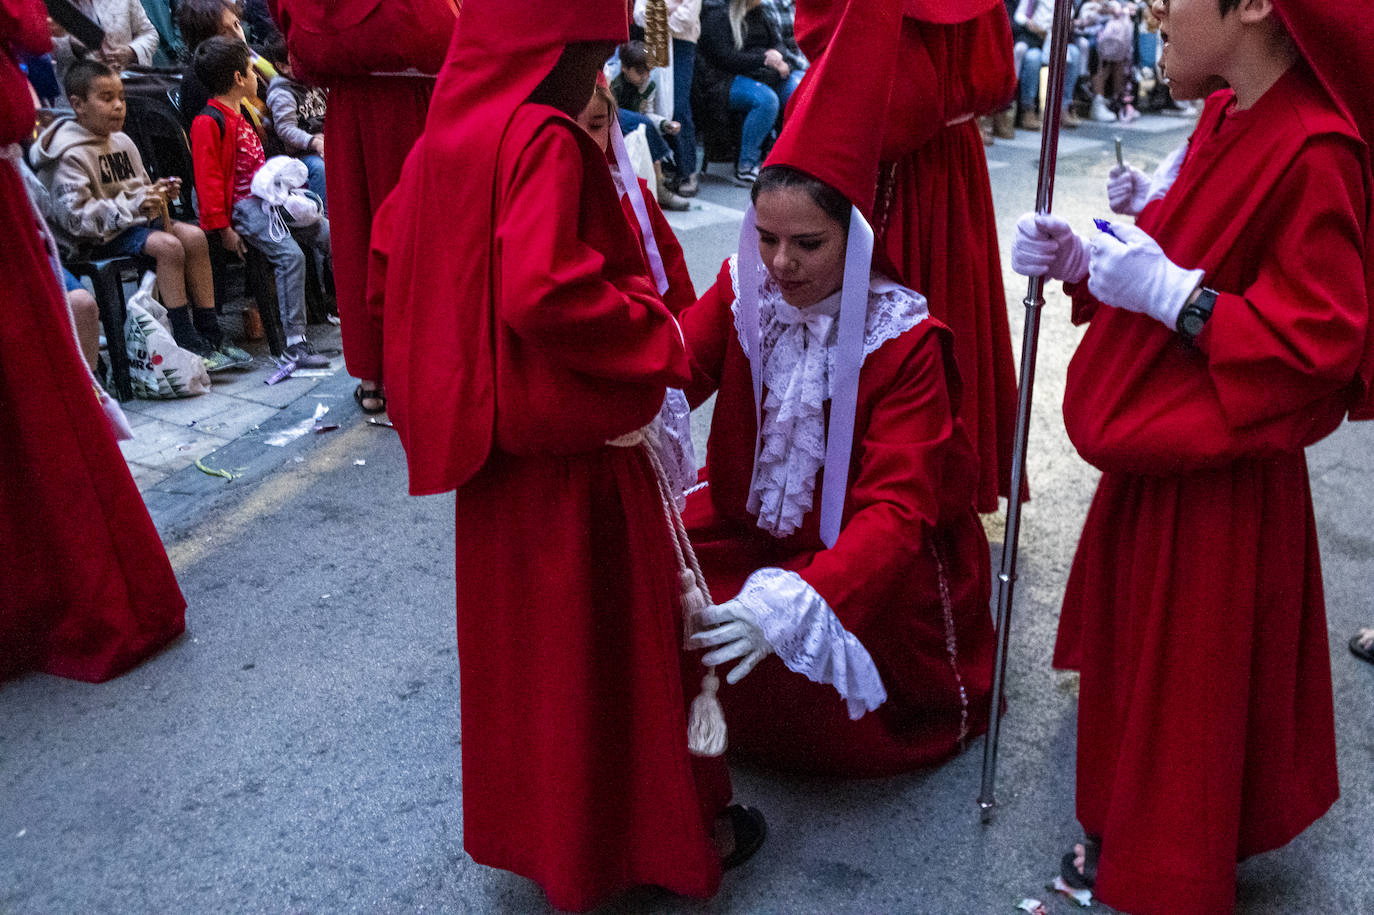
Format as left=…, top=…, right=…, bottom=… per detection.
left=194, top=36, right=252, bottom=95
left=176, top=0, right=244, bottom=57
left=750, top=165, right=852, bottom=229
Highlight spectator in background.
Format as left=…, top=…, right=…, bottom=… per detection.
left=1011, top=0, right=1082, bottom=129
left=759, top=0, right=806, bottom=72
left=136, top=0, right=181, bottom=63
left=612, top=41, right=689, bottom=211
left=696, top=0, right=803, bottom=185
left=48, top=0, right=160, bottom=83
left=239, top=0, right=280, bottom=46
left=668, top=0, right=702, bottom=196
left=174, top=0, right=275, bottom=133
left=29, top=59, right=251, bottom=371
left=262, top=36, right=326, bottom=211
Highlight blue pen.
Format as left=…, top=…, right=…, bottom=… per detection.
left=1094, top=218, right=1121, bottom=240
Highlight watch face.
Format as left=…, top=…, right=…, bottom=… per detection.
left=1181, top=311, right=1206, bottom=337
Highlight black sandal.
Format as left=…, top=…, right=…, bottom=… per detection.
left=720, top=804, right=767, bottom=870
left=353, top=383, right=386, bottom=415
left=1060, top=836, right=1100, bottom=890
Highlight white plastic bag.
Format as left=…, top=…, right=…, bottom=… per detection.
left=123, top=272, right=210, bottom=398
left=624, top=124, right=656, bottom=188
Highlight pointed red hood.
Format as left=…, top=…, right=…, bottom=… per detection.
left=373, top=0, right=629, bottom=494
left=795, top=0, right=999, bottom=61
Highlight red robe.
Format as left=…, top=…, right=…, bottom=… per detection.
left=1054, top=66, right=1370, bottom=915
left=370, top=1, right=732, bottom=902
left=798, top=3, right=1019, bottom=513
left=0, top=0, right=185, bottom=683
left=268, top=0, right=457, bottom=384
left=680, top=260, right=995, bottom=776
left=620, top=174, right=696, bottom=315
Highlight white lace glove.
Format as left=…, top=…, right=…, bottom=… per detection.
left=692, top=568, right=887, bottom=717
left=1107, top=164, right=1151, bottom=216
left=1088, top=222, right=1204, bottom=328
left=693, top=599, right=772, bottom=685
left=1010, top=213, right=1090, bottom=283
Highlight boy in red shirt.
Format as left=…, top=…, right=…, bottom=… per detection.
left=190, top=35, right=332, bottom=368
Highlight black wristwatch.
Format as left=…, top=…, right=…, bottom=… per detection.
left=1176, top=286, right=1217, bottom=345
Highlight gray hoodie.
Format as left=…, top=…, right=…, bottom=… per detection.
left=29, top=116, right=153, bottom=249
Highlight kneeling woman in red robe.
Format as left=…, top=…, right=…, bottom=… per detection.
left=680, top=0, right=996, bottom=778
left=370, top=1, right=760, bottom=910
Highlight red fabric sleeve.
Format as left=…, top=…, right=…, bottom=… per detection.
left=1, top=0, right=48, bottom=54
left=795, top=331, right=953, bottom=632
left=1194, top=136, right=1369, bottom=431
left=496, top=123, right=690, bottom=387
left=189, top=114, right=230, bottom=231
left=678, top=259, right=737, bottom=409
left=1065, top=278, right=1101, bottom=325
left=641, top=179, right=697, bottom=315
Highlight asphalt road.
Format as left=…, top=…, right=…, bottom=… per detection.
left=3, top=113, right=1372, bottom=915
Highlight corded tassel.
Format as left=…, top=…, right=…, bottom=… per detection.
left=687, top=669, right=727, bottom=757
left=679, top=567, right=710, bottom=647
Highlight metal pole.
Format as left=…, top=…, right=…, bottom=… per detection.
left=978, top=0, right=1077, bottom=824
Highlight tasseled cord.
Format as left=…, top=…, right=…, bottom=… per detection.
left=610, top=429, right=728, bottom=757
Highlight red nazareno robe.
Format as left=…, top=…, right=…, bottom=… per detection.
left=0, top=0, right=185, bottom=683
left=369, top=3, right=730, bottom=909
left=619, top=174, right=697, bottom=315
left=268, top=0, right=457, bottom=384
left=1055, top=65, right=1371, bottom=915
left=798, top=2, right=1019, bottom=513
left=680, top=260, right=996, bottom=776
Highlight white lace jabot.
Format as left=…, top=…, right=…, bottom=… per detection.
left=729, top=256, right=929, bottom=538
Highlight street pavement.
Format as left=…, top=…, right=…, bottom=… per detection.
left=4, top=111, right=1373, bottom=915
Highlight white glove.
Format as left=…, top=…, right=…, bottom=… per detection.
left=1087, top=222, right=1203, bottom=328
left=692, top=599, right=773, bottom=685
left=1145, top=140, right=1187, bottom=207
left=1107, top=164, right=1151, bottom=216
left=1010, top=212, right=1090, bottom=283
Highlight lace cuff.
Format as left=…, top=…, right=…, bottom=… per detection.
left=734, top=568, right=887, bottom=719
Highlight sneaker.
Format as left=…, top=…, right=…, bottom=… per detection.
left=1090, top=95, right=1116, bottom=123
left=676, top=173, right=699, bottom=197
left=283, top=341, right=332, bottom=369
left=734, top=165, right=759, bottom=186
left=216, top=343, right=254, bottom=368
left=1062, top=107, right=1082, bottom=128
left=197, top=348, right=238, bottom=374
left=1017, top=110, right=1042, bottom=131
left=1118, top=103, right=1140, bottom=124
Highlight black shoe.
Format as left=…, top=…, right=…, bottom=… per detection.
left=1060, top=837, right=1100, bottom=890
left=733, top=165, right=760, bottom=186
left=720, top=804, right=766, bottom=870
left=676, top=173, right=699, bottom=197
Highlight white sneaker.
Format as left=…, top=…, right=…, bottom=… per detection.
left=1091, top=96, right=1116, bottom=123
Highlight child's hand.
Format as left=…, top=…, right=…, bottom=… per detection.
left=220, top=226, right=247, bottom=257
left=661, top=120, right=681, bottom=136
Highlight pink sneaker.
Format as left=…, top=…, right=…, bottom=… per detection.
left=1118, top=103, right=1140, bottom=124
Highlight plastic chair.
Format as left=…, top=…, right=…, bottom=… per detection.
left=66, top=255, right=155, bottom=402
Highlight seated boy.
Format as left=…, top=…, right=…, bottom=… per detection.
left=262, top=35, right=327, bottom=211
left=28, top=59, right=251, bottom=372
left=190, top=35, right=332, bottom=369
left=611, top=41, right=688, bottom=211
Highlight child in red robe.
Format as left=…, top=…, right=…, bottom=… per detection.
left=683, top=0, right=996, bottom=778
left=368, top=1, right=762, bottom=909
left=1010, top=1, right=1373, bottom=911
left=1, top=0, right=186, bottom=684
left=796, top=0, right=1020, bottom=514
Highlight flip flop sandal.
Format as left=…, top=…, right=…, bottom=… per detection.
left=1060, top=836, right=1101, bottom=890
left=354, top=383, right=387, bottom=415
left=1350, top=632, right=1374, bottom=666
left=721, top=804, right=767, bottom=870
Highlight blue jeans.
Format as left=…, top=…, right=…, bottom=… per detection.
left=618, top=108, right=673, bottom=163
left=672, top=38, right=698, bottom=176
left=300, top=153, right=327, bottom=213
left=1020, top=43, right=1082, bottom=109
left=728, top=70, right=803, bottom=170
left=232, top=198, right=331, bottom=339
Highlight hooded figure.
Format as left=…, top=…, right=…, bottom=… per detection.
left=0, top=0, right=186, bottom=684
left=267, top=0, right=459, bottom=415
left=680, top=0, right=997, bottom=777
left=369, top=1, right=749, bottom=909
left=1006, top=0, right=1374, bottom=910
left=795, top=0, right=1018, bottom=514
